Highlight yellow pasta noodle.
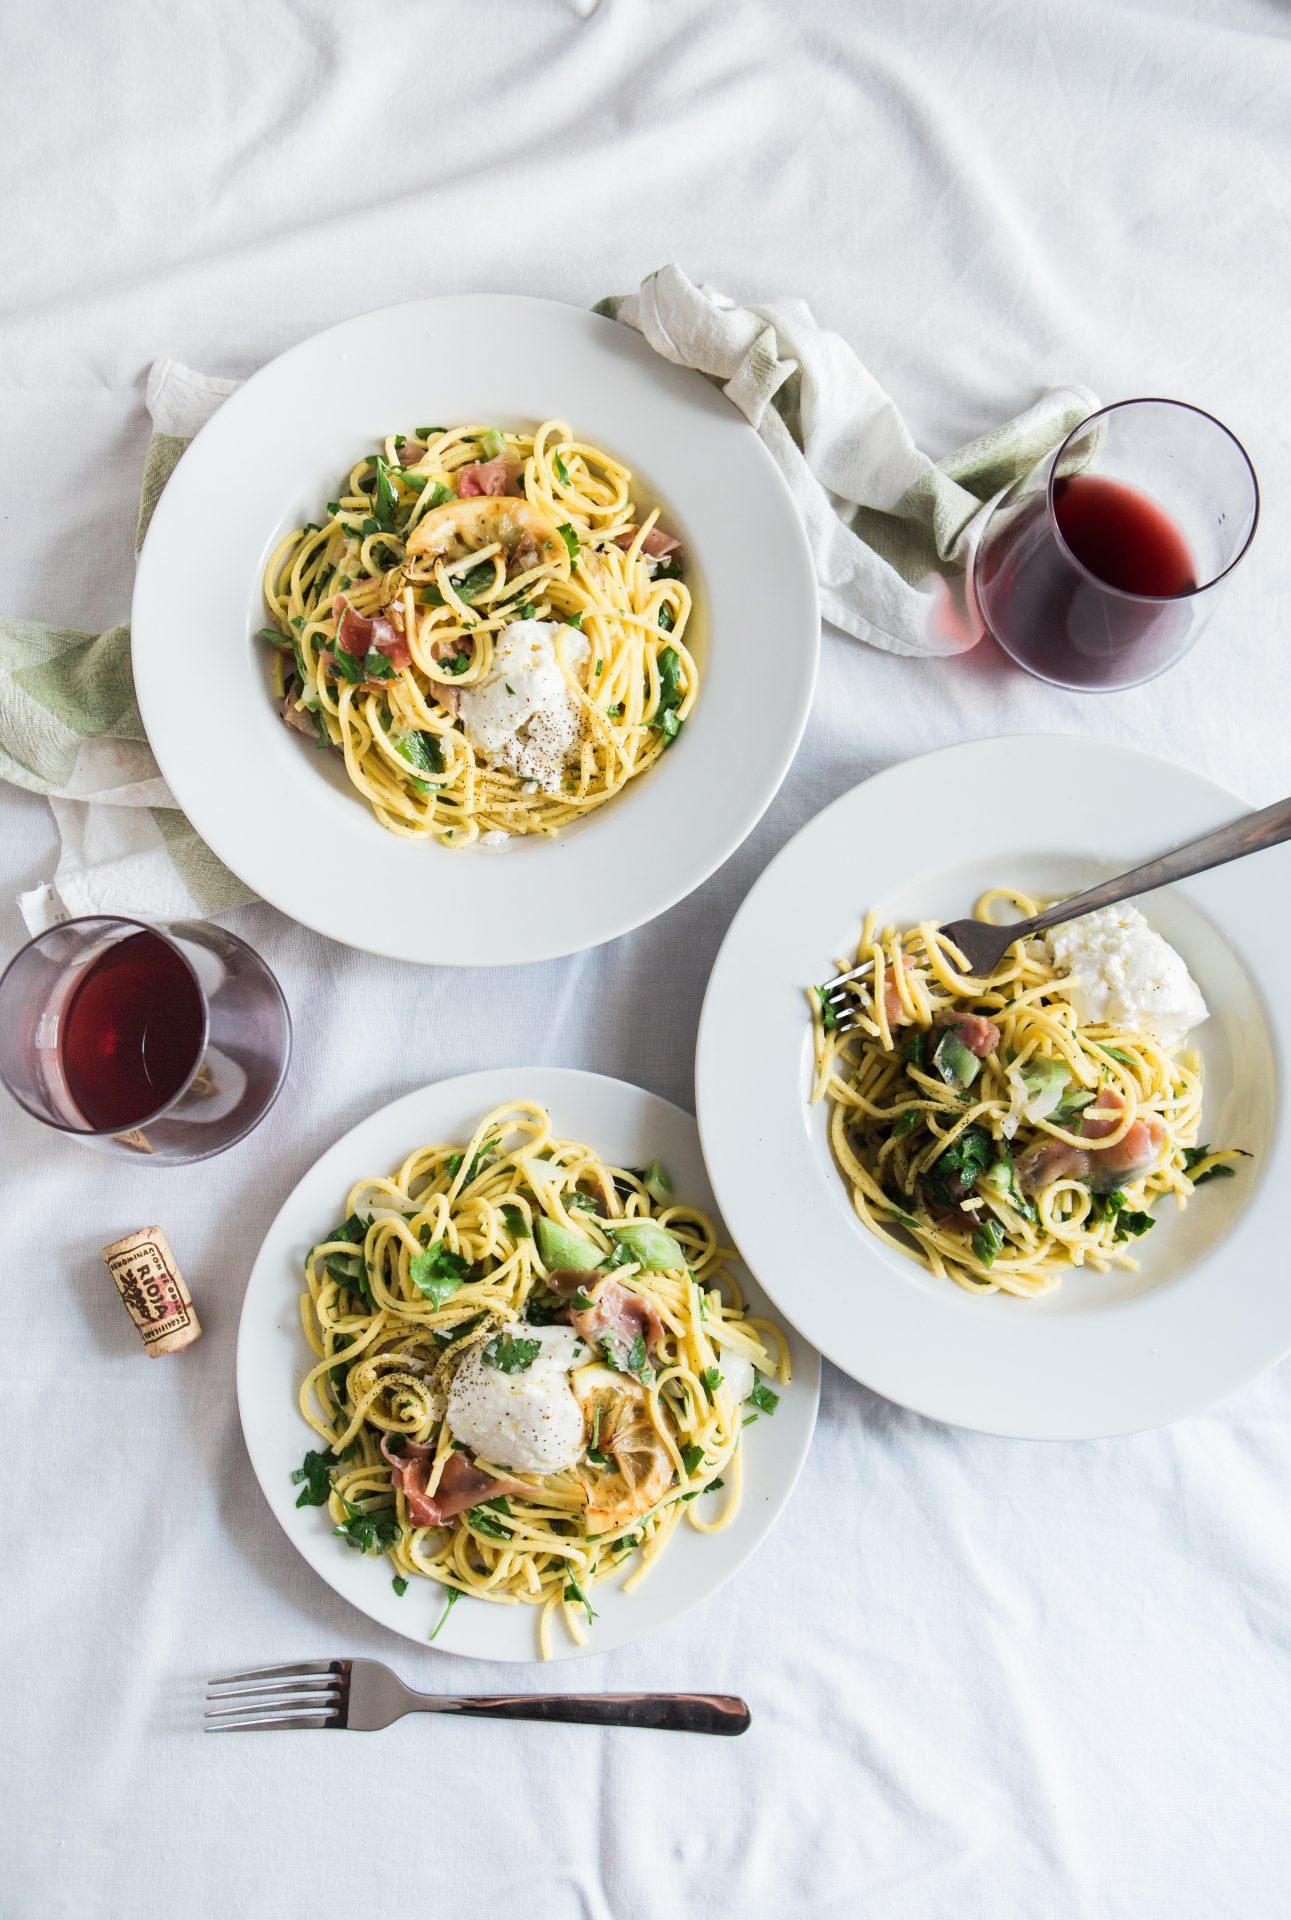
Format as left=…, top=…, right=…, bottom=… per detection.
left=294, top=1099, right=788, bottom=1655
left=811, top=888, right=1244, bottom=1299
left=261, top=422, right=694, bottom=846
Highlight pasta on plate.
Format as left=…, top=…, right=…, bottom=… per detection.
left=294, top=1100, right=789, bottom=1656
left=811, top=888, right=1244, bottom=1298
left=260, top=422, right=694, bottom=848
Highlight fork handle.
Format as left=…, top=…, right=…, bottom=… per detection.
left=415, top=1691, right=750, bottom=1735
left=1019, top=792, right=1291, bottom=939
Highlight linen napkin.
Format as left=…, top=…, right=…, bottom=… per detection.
left=1, top=270, right=1097, bottom=932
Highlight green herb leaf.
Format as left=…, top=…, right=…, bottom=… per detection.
left=408, top=1241, right=471, bottom=1307
left=453, top=561, right=495, bottom=603
left=467, top=1505, right=513, bottom=1539
left=291, top=1447, right=337, bottom=1507
left=501, top=1203, right=529, bottom=1238
left=333, top=1497, right=401, bottom=1556
left=815, top=986, right=841, bottom=1033
left=658, top=603, right=675, bottom=633
left=1096, top=1045, right=1138, bottom=1067
left=748, top=1380, right=779, bottom=1415
left=680, top=1442, right=705, bottom=1474
left=557, top=522, right=580, bottom=563
left=971, top=1218, right=1006, bottom=1268
left=373, top=455, right=398, bottom=532
left=891, top=1108, right=921, bottom=1140
left=429, top=1585, right=461, bottom=1641
left=625, top=1330, right=652, bottom=1382
left=553, top=451, right=570, bottom=485
left=701, top=1365, right=723, bottom=1394
left=483, top=1334, right=542, bottom=1374
left=392, top=1574, right=409, bottom=1597
left=567, top=611, right=584, bottom=630
left=563, top=1571, right=597, bottom=1626
left=363, top=649, right=398, bottom=681
left=395, top=729, right=445, bottom=785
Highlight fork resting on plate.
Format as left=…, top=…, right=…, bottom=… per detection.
left=819, top=792, right=1291, bottom=1034
left=205, top=1658, right=750, bottom=1735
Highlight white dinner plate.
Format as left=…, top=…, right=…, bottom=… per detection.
left=132, top=296, right=818, bottom=965
left=236, top=1067, right=820, bottom=1662
left=696, top=735, right=1287, bottom=1440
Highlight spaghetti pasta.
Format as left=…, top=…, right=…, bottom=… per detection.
left=811, top=888, right=1243, bottom=1298
left=293, top=1100, right=789, bottom=1655
left=260, top=422, right=694, bottom=846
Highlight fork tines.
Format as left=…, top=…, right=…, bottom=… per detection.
left=205, top=1659, right=349, bottom=1733
left=817, top=956, right=876, bottom=1038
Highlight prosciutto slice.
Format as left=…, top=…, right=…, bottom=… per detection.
left=333, top=594, right=411, bottom=673
left=1016, top=1087, right=1167, bottom=1196
left=380, top=1435, right=521, bottom=1527
left=615, top=525, right=682, bottom=563
left=569, top=1277, right=664, bottom=1364
left=456, top=457, right=523, bottom=498
left=939, top=1012, right=1001, bottom=1057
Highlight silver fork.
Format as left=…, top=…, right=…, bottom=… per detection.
left=205, top=1659, right=751, bottom=1735
left=819, top=792, right=1291, bottom=1035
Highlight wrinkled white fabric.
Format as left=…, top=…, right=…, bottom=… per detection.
left=3, top=4, right=1290, bottom=1920
left=606, top=262, right=1098, bottom=653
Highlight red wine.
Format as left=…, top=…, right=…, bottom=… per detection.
left=1052, top=474, right=1196, bottom=597
left=60, top=930, right=205, bottom=1130
left=976, top=475, right=1198, bottom=689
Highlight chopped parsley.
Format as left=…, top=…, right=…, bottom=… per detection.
left=564, top=1572, right=597, bottom=1626
left=553, top=451, right=571, bottom=485
left=701, top=1366, right=723, bottom=1394
left=1183, top=1144, right=1246, bottom=1186
left=658, top=602, right=675, bottom=633
left=363, top=649, right=398, bottom=682
left=571, top=1287, right=596, bottom=1313
left=815, top=986, right=840, bottom=1033
left=392, top=1574, right=409, bottom=1597
left=483, top=1333, right=542, bottom=1374
left=467, top=1505, right=513, bottom=1539
left=429, top=1585, right=461, bottom=1641
left=291, top=1446, right=337, bottom=1508
left=556, top=522, right=580, bottom=563
left=394, top=729, right=445, bottom=792
left=680, top=1442, right=705, bottom=1474
left=748, top=1380, right=779, bottom=1415
left=625, top=1330, right=653, bottom=1383
left=567, top=611, right=584, bottom=630
left=372, top=455, right=398, bottom=532
left=971, top=1218, right=1006, bottom=1268
left=408, top=1241, right=471, bottom=1307
left=333, top=1497, right=401, bottom=1556
left=651, top=645, right=684, bottom=746
left=891, top=1107, right=921, bottom=1140
left=500, top=1203, right=529, bottom=1238
left=454, top=561, right=495, bottom=603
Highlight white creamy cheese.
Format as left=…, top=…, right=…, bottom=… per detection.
left=1044, top=904, right=1207, bottom=1048
left=456, top=621, right=589, bottom=794
left=447, top=1321, right=587, bottom=1473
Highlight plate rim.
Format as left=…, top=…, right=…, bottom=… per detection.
left=696, top=731, right=1288, bottom=1440
left=131, top=293, right=820, bottom=965
left=235, top=1064, right=822, bottom=1662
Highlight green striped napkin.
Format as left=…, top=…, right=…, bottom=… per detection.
left=5, top=361, right=252, bottom=933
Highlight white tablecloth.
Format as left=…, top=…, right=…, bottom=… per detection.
left=5, top=4, right=1290, bottom=1915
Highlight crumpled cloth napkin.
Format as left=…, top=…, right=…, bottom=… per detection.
left=1, top=267, right=1097, bottom=932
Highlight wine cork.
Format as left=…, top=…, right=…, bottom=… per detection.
left=101, top=1226, right=202, bottom=1357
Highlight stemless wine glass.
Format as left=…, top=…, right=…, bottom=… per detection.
left=0, top=916, right=291, bottom=1164
left=972, top=398, right=1259, bottom=691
